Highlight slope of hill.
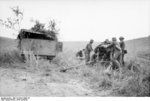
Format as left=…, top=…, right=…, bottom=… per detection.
left=0, top=36, right=150, bottom=96
left=0, top=36, right=150, bottom=59
left=126, top=37, right=150, bottom=52
left=63, top=37, right=150, bottom=56
left=125, top=37, right=150, bottom=59
left=0, top=37, right=18, bottom=51
left=63, top=41, right=99, bottom=52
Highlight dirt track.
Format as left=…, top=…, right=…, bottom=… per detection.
left=0, top=66, right=101, bottom=96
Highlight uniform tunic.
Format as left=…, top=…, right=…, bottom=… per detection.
left=85, top=43, right=93, bottom=62
left=119, top=41, right=126, bottom=65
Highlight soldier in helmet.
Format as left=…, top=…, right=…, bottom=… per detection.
left=110, top=37, right=122, bottom=69
left=85, top=39, right=94, bottom=64
left=119, top=36, right=126, bottom=66
left=101, top=39, right=111, bottom=45
left=104, top=39, right=111, bottom=44
left=76, top=49, right=85, bottom=59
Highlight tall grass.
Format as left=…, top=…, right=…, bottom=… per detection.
left=68, top=55, right=150, bottom=96
left=0, top=46, right=149, bottom=96
left=0, top=48, right=57, bottom=71
left=103, top=59, right=149, bottom=96
left=0, top=48, right=23, bottom=66
left=51, top=50, right=81, bottom=69
left=51, top=49, right=150, bottom=96
left=21, top=51, right=59, bottom=72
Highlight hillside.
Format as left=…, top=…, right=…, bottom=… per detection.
left=0, top=37, right=17, bottom=51
left=0, top=36, right=150, bottom=96
left=125, top=37, right=150, bottom=60
left=63, top=37, right=150, bottom=59
left=0, top=36, right=150, bottom=55
left=126, top=37, right=150, bottom=53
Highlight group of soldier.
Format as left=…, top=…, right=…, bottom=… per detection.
left=76, top=36, right=127, bottom=69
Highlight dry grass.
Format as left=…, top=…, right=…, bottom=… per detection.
left=65, top=55, right=150, bottom=96
left=0, top=40, right=150, bottom=96
left=0, top=48, right=23, bottom=66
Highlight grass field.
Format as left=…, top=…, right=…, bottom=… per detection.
left=0, top=36, right=150, bottom=96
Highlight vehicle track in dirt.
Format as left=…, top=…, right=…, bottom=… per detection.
left=0, top=66, right=107, bottom=96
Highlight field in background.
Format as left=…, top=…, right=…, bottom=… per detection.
left=63, top=37, right=150, bottom=57
left=0, top=36, right=150, bottom=96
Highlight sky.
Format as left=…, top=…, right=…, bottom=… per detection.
left=0, top=0, right=150, bottom=41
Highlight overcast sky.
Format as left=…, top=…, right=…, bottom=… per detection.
left=0, top=0, right=150, bottom=41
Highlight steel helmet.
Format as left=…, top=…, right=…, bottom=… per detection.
left=119, top=36, right=124, bottom=40
left=112, top=37, right=117, bottom=41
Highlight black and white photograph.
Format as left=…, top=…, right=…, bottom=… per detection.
left=0, top=0, right=150, bottom=98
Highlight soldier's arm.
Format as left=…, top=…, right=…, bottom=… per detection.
left=116, top=45, right=122, bottom=52
left=115, top=42, right=122, bottom=51
left=87, top=44, right=93, bottom=51
left=90, top=44, right=93, bottom=51
left=123, top=42, right=125, bottom=50
left=107, top=43, right=113, bottom=48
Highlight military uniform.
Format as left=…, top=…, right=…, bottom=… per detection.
left=110, top=38, right=122, bottom=69
left=119, top=37, right=126, bottom=65
left=76, top=50, right=83, bottom=57
left=76, top=49, right=85, bottom=58
left=111, top=42, right=122, bottom=60
left=85, top=40, right=93, bottom=63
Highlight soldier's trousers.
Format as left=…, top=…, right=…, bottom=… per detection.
left=110, top=51, right=122, bottom=67
left=121, top=53, right=125, bottom=65
left=85, top=53, right=90, bottom=63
